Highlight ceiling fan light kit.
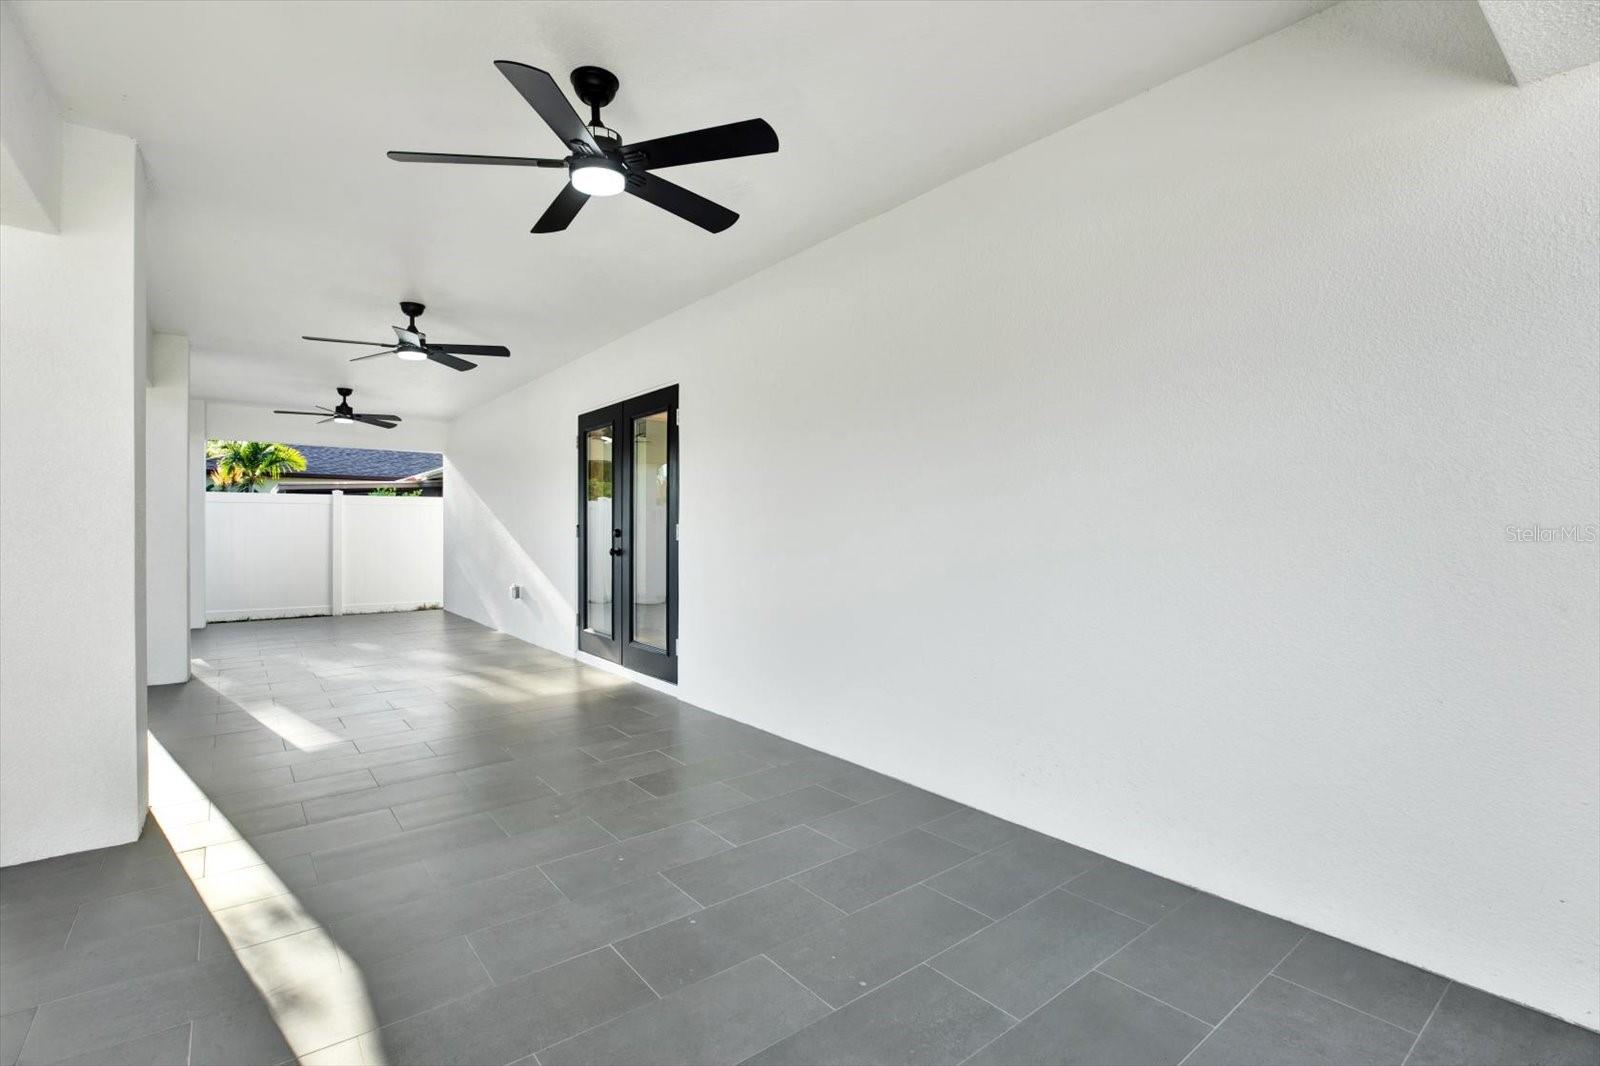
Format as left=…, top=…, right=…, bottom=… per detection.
left=569, top=155, right=625, bottom=197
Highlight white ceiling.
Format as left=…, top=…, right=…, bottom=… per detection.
left=12, top=0, right=1330, bottom=420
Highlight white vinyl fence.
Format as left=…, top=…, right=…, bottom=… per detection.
left=205, top=492, right=442, bottom=622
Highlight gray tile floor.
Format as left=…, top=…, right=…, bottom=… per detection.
left=1, top=611, right=1595, bottom=1066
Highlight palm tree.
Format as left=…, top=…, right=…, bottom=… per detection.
left=206, top=441, right=307, bottom=492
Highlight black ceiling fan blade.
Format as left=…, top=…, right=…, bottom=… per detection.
left=430, top=344, right=510, bottom=357
left=303, top=336, right=393, bottom=347
left=317, top=417, right=335, bottom=424
left=353, top=415, right=399, bottom=429
left=273, top=410, right=328, bottom=416
left=358, top=413, right=403, bottom=421
left=626, top=172, right=739, bottom=233
left=387, top=151, right=566, bottom=168
left=625, top=119, right=779, bottom=170
left=350, top=348, right=400, bottom=362
left=493, top=61, right=601, bottom=157
left=532, top=183, right=589, bottom=233
left=426, top=350, right=478, bottom=372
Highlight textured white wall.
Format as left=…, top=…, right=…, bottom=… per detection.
left=205, top=493, right=441, bottom=621
left=444, top=4, right=1599, bottom=1026
left=145, top=333, right=190, bottom=684
left=1, top=124, right=148, bottom=865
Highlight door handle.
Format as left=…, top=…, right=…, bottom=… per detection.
left=610, top=547, right=625, bottom=556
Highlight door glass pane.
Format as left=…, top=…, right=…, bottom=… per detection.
left=584, top=428, right=613, bottom=636
left=632, top=411, right=669, bottom=650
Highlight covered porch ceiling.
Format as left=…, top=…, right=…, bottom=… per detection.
left=11, top=0, right=1330, bottom=419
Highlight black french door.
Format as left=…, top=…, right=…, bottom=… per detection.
left=577, top=385, right=678, bottom=682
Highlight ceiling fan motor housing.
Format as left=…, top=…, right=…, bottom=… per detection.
left=571, top=66, right=620, bottom=113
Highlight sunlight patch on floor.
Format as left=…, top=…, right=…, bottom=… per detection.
left=242, top=702, right=346, bottom=751
left=148, top=735, right=388, bottom=1064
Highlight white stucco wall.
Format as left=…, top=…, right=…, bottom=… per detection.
left=1, top=124, right=149, bottom=865
left=146, top=333, right=191, bottom=684
left=444, top=4, right=1598, bottom=1027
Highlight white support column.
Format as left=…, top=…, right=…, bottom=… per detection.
left=188, top=397, right=207, bottom=630
left=329, top=490, right=345, bottom=616
left=1, top=123, right=148, bottom=866
left=145, top=334, right=190, bottom=684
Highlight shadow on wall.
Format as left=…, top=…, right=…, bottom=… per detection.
left=443, top=460, right=574, bottom=652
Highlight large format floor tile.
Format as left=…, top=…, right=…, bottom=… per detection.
left=1407, top=983, right=1600, bottom=1066
left=373, top=946, right=654, bottom=1065
left=3, top=611, right=1587, bottom=1066
left=929, top=888, right=1145, bottom=1018
left=468, top=874, right=700, bottom=984
left=540, top=955, right=828, bottom=1065
left=766, top=884, right=991, bottom=1008
left=964, top=971, right=1210, bottom=1066
left=793, top=829, right=973, bottom=913
left=1273, top=932, right=1448, bottom=1033
left=743, top=965, right=1011, bottom=1066
left=1186, top=976, right=1416, bottom=1066
left=613, top=879, right=841, bottom=996
left=926, top=830, right=1104, bottom=919
left=664, top=826, right=851, bottom=906
left=1097, top=893, right=1305, bottom=1023
left=16, top=956, right=260, bottom=1065
left=0, top=917, right=202, bottom=1015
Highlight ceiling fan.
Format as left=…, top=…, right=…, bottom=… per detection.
left=388, top=62, right=778, bottom=234
left=274, top=387, right=401, bottom=429
left=302, top=302, right=510, bottom=372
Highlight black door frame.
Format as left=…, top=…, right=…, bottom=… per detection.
left=577, top=403, right=624, bottom=664
left=576, top=385, right=678, bottom=683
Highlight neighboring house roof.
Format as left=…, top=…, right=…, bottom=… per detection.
left=208, top=444, right=442, bottom=481
left=287, top=445, right=442, bottom=480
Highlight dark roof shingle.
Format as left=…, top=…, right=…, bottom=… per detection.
left=285, top=444, right=441, bottom=480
